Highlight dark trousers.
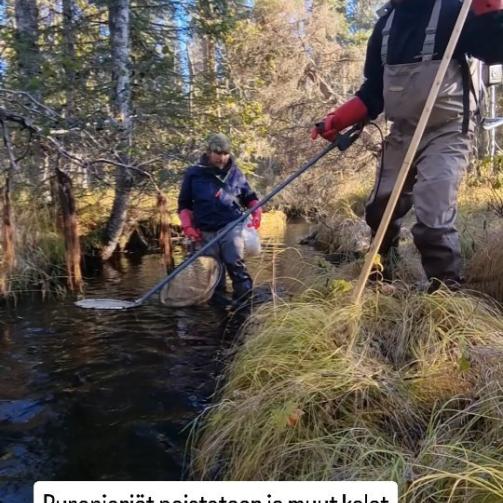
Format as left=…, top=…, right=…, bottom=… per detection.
left=201, top=224, right=253, bottom=299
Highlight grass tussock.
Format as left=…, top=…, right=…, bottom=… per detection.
left=1, top=198, right=68, bottom=300
left=304, top=167, right=503, bottom=289
left=192, top=285, right=503, bottom=501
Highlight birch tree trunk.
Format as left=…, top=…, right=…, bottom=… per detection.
left=101, top=0, right=133, bottom=261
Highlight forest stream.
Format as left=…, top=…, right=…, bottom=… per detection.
left=0, top=219, right=326, bottom=503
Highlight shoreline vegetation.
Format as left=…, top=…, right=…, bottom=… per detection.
left=188, top=161, right=503, bottom=499
left=192, top=278, right=503, bottom=500
left=0, top=0, right=501, bottom=494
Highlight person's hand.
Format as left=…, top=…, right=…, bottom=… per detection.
left=183, top=225, right=202, bottom=241
left=472, top=0, right=502, bottom=15
left=311, top=96, right=368, bottom=142
left=311, top=110, right=341, bottom=142
left=247, top=200, right=262, bottom=229
left=179, top=208, right=202, bottom=241
left=249, top=208, right=262, bottom=229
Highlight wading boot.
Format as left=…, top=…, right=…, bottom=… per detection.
left=209, top=267, right=233, bottom=308
left=427, top=277, right=464, bottom=294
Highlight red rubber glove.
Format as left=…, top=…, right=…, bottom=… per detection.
left=179, top=209, right=202, bottom=241
left=472, top=0, right=503, bottom=15
left=311, top=96, right=368, bottom=142
left=247, top=200, right=262, bottom=229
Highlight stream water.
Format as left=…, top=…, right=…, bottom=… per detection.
left=0, top=220, right=324, bottom=502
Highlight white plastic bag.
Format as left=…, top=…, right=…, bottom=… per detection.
left=242, top=218, right=261, bottom=257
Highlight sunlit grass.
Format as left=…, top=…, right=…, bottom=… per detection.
left=192, top=281, right=503, bottom=500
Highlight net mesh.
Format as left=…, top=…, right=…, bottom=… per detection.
left=160, top=255, right=223, bottom=307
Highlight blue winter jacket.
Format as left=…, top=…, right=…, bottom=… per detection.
left=178, top=154, right=258, bottom=231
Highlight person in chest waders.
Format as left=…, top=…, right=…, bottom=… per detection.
left=178, top=133, right=261, bottom=305
left=312, top=0, right=503, bottom=293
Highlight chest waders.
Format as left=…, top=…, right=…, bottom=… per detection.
left=365, top=0, right=475, bottom=284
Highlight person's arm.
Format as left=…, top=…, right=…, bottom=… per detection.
left=178, top=169, right=193, bottom=212
left=178, top=169, right=202, bottom=241
left=460, top=1, right=503, bottom=64
left=355, top=19, right=386, bottom=120
left=236, top=169, right=258, bottom=207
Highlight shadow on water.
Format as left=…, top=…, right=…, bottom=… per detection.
left=0, top=220, right=322, bottom=501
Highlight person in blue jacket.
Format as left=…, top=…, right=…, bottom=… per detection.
left=178, top=133, right=261, bottom=302
left=312, top=0, right=503, bottom=292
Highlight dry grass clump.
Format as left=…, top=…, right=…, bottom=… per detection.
left=451, top=178, right=503, bottom=301
left=280, top=165, right=373, bottom=257
left=192, top=286, right=503, bottom=501
left=301, top=169, right=503, bottom=296
left=1, top=198, right=67, bottom=299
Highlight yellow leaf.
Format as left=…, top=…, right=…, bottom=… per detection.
left=372, top=253, right=384, bottom=272
left=330, top=279, right=353, bottom=294
left=286, top=408, right=304, bottom=428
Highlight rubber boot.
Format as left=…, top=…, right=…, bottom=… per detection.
left=225, top=262, right=253, bottom=308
